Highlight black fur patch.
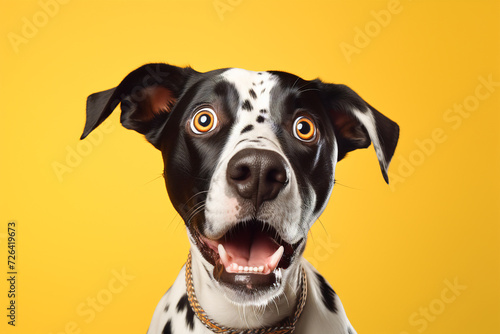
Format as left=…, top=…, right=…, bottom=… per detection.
left=347, top=327, right=355, bottom=334
left=164, top=304, right=169, bottom=312
left=242, top=99, right=253, bottom=111
left=176, top=294, right=188, bottom=312
left=162, top=320, right=172, bottom=334
left=315, top=273, right=337, bottom=313
left=256, top=116, right=265, bottom=123
left=241, top=125, right=254, bottom=133
left=176, top=294, right=195, bottom=330
left=249, top=89, right=257, bottom=99
left=259, top=109, right=267, bottom=114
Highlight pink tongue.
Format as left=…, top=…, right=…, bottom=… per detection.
left=223, top=229, right=280, bottom=267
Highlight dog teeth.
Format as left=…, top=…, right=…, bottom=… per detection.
left=218, top=244, right=231, bottom=264
left=219, top=245, right=284, bottom=274
left=267, top=246, right=284, bottom=272
left=227, top=265, right=266, bottom=273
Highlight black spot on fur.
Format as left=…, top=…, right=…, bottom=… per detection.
left=260, top=80, right=264, bottom=85
left=164, top=304, right=169, bottom=312
left=256, top=116, right=265, bottom=123
left=316, top=273, right=337, bottom=313
left=249, top=89, right=257, bottom=99
left=241, top=125, right=254, bottom=133
left=347, top=327, right=355, bottom=334
left=176, top=294, right=188, bottom=312
left=242, top=100, right=253, bottom=111
left=176, top=294, right=195, bottom=330
left=261, top=88, right=266, bottom=94
left=162, top=320, right=172, bottom=334
left=259, top=109, right=267, bottom=114
left=258, top=72, right=263, bottom=75
left=185, top=306, right=195, bottom=330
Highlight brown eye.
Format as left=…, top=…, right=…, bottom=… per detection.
left=191, top=108, right=218, bottom=134
left=293, top=116, right=316, bottom=142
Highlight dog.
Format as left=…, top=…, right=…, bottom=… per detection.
left=81, top=63, right=399, bottom=334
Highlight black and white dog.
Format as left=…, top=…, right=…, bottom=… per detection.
left=81, top=63, right=399, bottom=334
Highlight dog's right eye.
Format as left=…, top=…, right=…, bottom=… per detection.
left=190, top=108, right=218, bottom=134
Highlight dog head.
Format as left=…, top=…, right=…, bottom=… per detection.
left=82, top=63, right=399, bottom=305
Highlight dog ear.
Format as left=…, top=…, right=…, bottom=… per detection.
left=320, top=83, right=399, bottom=183
left=80, top=63, right=196, bottom=149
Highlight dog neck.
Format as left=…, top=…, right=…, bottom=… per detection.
left=189, top=247, right=303, bottom=329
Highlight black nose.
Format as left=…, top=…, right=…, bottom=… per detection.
left=226, top=149, right=289, bottom=210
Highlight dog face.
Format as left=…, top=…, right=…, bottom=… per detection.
left=81, top=63, right=399, bottom=305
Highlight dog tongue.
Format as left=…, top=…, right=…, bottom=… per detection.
left=217, top=229, right=283, bottom=275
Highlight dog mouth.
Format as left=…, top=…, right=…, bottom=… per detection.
left=193, top=219, right=301, bottom=291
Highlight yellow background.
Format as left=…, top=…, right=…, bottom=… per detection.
left=1, top=0, right=499, bottom=333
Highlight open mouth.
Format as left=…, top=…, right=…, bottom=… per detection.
left=192, top=219, right=302, bottom=291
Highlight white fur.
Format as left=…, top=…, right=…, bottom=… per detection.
left=352, top=108, right=387, bottom=171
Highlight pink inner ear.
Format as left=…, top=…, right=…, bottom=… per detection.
left=146, top=86, right=176, bottom=115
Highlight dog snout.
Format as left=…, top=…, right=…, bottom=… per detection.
left=226, top=149, right=289, bottom=210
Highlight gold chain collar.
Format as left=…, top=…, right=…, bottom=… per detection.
left=185, top=252, right=307, bottom=334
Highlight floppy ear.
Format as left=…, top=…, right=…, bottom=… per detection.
left=320, top=83, right=399, bottom=184
left=80, top=63, right=196, bottom=149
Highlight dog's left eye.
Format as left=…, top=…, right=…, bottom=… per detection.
left=190, top=108, right=218, bottom=134
left=293, top=116, right=317, bottom=142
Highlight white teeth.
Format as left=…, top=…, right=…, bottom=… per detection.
left=220, top=245, right=284, bottom=274
left=268, top=246, right=284, bottom=272
left=229, top=266, right=264, bottom=273
left=218, top=244, right=230, bottom=265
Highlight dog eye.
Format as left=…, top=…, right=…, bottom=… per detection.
left=293, top=116, right=317, bottom=142
left=190, top=108, right=218, bottom=134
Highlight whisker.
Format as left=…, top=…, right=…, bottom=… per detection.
left=165, top=211, right=182, bottom=231
left=317, top=217, right=329, bottom=235
left=298, top=87, right=321, bottom=94
left=178, top=190, right=209, bottom=214
left=271, top=297, right=280, bottom=316
left=185, top=200, right=206, bottom=219
left=290, top=77, right=300, bottom=91
left=334, top=179, right=359, bottom=190
left=185, top=190, right=210, bottom=203
left=282, top=289, right=290, bottom=308
left=142, top=173, right=164, bottom=186
left=186, top=204, right=206, bottom=226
